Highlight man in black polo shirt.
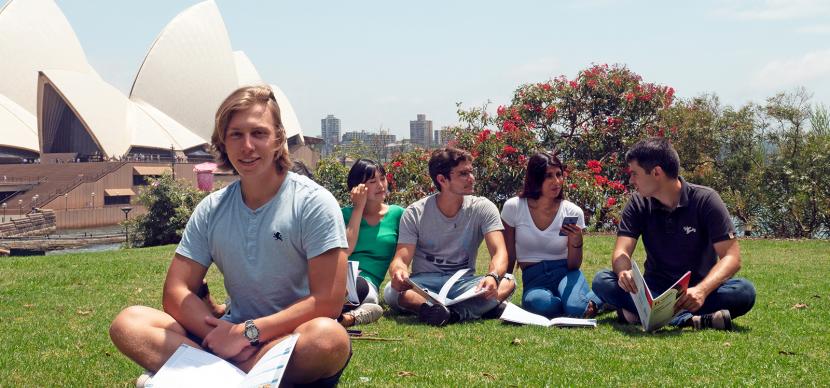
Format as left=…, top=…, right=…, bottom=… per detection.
left=592, top=137, right=756, bottom=330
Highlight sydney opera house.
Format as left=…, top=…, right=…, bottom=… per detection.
left=0, top=0, right=314, bottom=230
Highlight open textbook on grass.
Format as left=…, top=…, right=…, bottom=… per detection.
left=499, top=302, right=597, bottom=328
left=345, top=260, right=361, bottom=306
left=630, top=260, right=691, bottom=331
left=146, top=334, right=299, bottom=388
left=406, top=268, right=485, bottom=306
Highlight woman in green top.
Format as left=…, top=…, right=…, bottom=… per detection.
left=339, top=159, right=404, bottom=327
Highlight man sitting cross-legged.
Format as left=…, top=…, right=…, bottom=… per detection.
left=384, top=147, right=516, bottom=326
left=109, top=85, right=351, bottom=386
left=592, top=137, right=756, bottom=330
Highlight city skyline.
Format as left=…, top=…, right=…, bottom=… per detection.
left=18, top=0, right=830, bottom=140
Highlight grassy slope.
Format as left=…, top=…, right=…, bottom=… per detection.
left=0, top=237, right=827, bottom=386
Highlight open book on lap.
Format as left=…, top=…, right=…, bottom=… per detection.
left=405, top=268, right=485, bottom=307
left=629, top=260, right=691, bottom=331
left=499, top=302, right=597, bottom=328
left=147, top=334, right=299, bottom=388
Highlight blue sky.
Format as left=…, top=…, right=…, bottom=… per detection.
left=18, top=0, right=830, bottom=138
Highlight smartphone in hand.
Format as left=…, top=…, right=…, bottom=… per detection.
left=559, top=216, right=578, bottom=236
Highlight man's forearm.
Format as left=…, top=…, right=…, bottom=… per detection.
left=611, top=252, right=632, bottom=274
left=163, top=289, right=215, bottom=339
left=696, top=254, right=740, bottom=295
left=255, top=294, right=341, bottom=343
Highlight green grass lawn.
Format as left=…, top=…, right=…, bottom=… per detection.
left=1, top=236, right=828, bottom=386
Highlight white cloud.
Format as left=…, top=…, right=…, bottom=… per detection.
left=715, top=0, right=830, bottom=21
left=507, top=56, right=562, bottom=82
left=753, top=49, right=830, bottom=89
left=796, top=24, right=830, bottom=34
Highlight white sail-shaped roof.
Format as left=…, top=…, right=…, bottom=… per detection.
left=129, top=1, right=239, bottom=141
left=270, top=84, right=304, bottom=143
left=234, top=51, right=263, bottom=86
left=0, top=0, right=96, bottom=115
left=0, top=94, right=38, bottom=153
left=130, top=100, right=206, bottom=150
left=38, top=71, right=205, bottom=158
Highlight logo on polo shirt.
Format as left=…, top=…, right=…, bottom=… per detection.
left=273, top=231, right=283, bottom=241
left=683, top=226, right=697, bottom=235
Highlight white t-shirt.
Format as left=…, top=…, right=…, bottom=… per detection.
left=500, top=197, right=585, bottom=264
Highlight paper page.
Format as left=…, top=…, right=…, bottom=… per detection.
left=239, top=334, right=299, bottom=388
left=550, top=317, right=597, bottom=328
left=443, top=286, right=485, bottom=306
left=646, top=271, right=691, bottom=331
left=345, top=261, right=360, bottom=305
left=147, top=344, right=245, bottom=388
left=405, top=278, right=443, bottom=306
left=437, top=268, right=470, bottom=301
left=499, top=302, right=555, bottom=327
left=629, top=260, right=654, bottom=330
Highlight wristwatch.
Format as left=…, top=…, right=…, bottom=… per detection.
left=243, top=319, right=260, bottom=346
left=485, top=272, right=501, bottom=285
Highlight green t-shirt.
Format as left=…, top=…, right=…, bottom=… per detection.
left=341, top=204, right=405, bottom=289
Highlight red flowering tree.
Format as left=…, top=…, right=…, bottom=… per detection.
left=447, top=64, right=674, bottom=228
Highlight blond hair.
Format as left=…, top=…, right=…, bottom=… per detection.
left=211, top=85, right=292, bottom=173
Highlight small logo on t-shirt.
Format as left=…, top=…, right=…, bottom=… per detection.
left=273, top=231, right=283, bottom=241
left=683, top=226, right=697, bottom=235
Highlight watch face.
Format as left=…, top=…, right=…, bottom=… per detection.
left=244, top=324, right=259, bottom=340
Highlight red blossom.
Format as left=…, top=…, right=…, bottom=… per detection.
left=587, top=160, right=602, bottom=174
left=477, top=129, right=491, bottom=143
left=497, top=105, right=506, bottom=117
left=593, top=174, right=608, bottom=186
left=624, top=92, right=635, bottom=103
left=503, top=120, right=518, bottom=132
left=587, top=79, right=597, bottom=89
left=545, top=105, right=557, bottom=118
left=569, top=80, right=578, bottom=89
left=606, top=197, right=617, bottom=207
left=541, top=83, right=551, bottom=91
left=569, top=183, right=577, bottom=189
left=501, top=145, right=517, bottom=156
left=518, top=155, right=527, bottom=165
left=392, top=161, right=402, bottom=168
left=608, top=180, right=626, bottom=191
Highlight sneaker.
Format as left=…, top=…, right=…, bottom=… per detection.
left=347, top=303, right=384, bottom=326
left=691, top=309, right=733, bottom=330
left=135, top=371, right=153, bottom=388
left=418, top=303, right=451, bottom=326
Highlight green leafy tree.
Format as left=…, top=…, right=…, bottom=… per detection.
left=126, top=174, right=209, bottom=247
left=312, top=157, right=350, bottom=205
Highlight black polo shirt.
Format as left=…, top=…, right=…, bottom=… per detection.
left=617, top=177, right=736, bottom=286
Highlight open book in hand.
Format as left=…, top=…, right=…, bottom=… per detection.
left=405, top=268, right=485, bottom=307
left=629, top=260, right=691, bottom=331
left=146, top=334, right=299, bottom=388
left=345, top=260, right=361, bottom=306
left=499, top=302, right=597, bottom=328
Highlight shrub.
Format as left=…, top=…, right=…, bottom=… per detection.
left=125, top=174, right=208, bottom=247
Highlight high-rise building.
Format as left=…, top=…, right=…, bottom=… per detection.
left=434, top=127, right=454, bottom=146
left=409, top=114, right=433, bottom=149
left=320, top=114, right=340, bottom=156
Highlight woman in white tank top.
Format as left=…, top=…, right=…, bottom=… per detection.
left=501, top=151, right=604, bottom=318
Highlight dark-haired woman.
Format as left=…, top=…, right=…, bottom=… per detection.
left=338, top=159, right=405, bottom=327
left=501, top=152, right=602, bottom=318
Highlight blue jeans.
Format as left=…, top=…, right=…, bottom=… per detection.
left=592, top=269, right=756, bottom=325
left=383, top=272, right=500, bottom=322
left=521, top=260, right=602, bottom=318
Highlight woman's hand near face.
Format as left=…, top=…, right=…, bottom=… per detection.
left=350, top=184, right=368, bottom=210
